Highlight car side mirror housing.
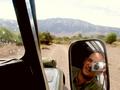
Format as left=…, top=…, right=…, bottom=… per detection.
left=69, top=39, right=110, bottom=90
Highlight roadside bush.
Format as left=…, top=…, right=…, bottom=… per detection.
left=0, top=27, right=23, bottom=46
left=96, top=34, right=105, bottom=40
left=112, top=41, right=120, bottom=47
left=15, top=34, right=23, bottom=46
left=0, top=27, right=17, bottom=44
left=105, top=32, right=117, bottom=44
left=39, top=32, right=53, bottom=45
left=71, top=33, right=82, bottom=40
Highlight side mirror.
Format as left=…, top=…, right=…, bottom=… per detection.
left=69, top=39, right=110, bottom=90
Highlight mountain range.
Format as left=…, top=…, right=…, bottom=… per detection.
left=0, top=18, right=120, bottom=36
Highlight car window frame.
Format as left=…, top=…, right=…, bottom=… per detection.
left=12, top=0, right=49, bottom=90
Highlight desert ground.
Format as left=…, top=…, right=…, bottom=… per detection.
left=0, top=43, right=120, bottom=90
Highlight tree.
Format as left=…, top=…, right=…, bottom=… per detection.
left=39, top=32, right=53, bottom=45
left=15, top=34, right=23, bottom=46
left=0, top=27, right=14, bottom=43
left=71, top=33, right=83, bottom=40
left=105, top=32, right=117, bottom=44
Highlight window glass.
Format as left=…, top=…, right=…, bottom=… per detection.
left=0, top=1, right=25, bottom=60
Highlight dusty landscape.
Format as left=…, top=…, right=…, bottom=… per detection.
left=0, top=44, right=120, bottom=90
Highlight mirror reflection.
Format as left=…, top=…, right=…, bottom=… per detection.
left=69, top=40, right=109, bottom=90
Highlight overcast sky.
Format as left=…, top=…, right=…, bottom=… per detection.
left=0, top=0, right=120, bottom=28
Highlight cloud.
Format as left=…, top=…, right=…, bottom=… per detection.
left=0, top=1, right=16, bottom=20
left=35, top=0, right=120, bottom=28
left=0, top=0, right=120, bottom=28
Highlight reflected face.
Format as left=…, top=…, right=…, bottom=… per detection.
left=82, top=52, right=104, bottom=79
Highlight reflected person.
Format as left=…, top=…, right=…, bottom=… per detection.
left=72, top=52, right=105, bottom=90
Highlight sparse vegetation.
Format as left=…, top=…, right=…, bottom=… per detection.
left=71, top=33, right=82, bottom=41
left=14, top=34, right=23, bottom=46
left=1, top=27, right=120, bottom=47
left=105, top=32, right=117, bottom=44
left=53, top=36, right=71, bottom=44
left=0, top=27, right=14, bottom=43
left=0, top=27, right=23, bottom=46
left=40, top=44, right=49, bottom=49
left=39, top=32, right=53, bottom=45
left=96, top=34, right=105, bottom=40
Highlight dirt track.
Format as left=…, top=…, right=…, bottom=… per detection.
left=41, top=44, right=120, bottom=90
left=106, top=45, right=120, bottom=90
left=41, top=44, right=70, bottom=90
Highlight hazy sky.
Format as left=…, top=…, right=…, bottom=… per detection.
left=0, top=0, right=120, bottom=28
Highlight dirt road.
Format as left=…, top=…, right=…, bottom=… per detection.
left=106, top=45, right=120, bottom=90
left=41, top=44, right=120, bottom=90
left=41, top=44, right=70, bottom=90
